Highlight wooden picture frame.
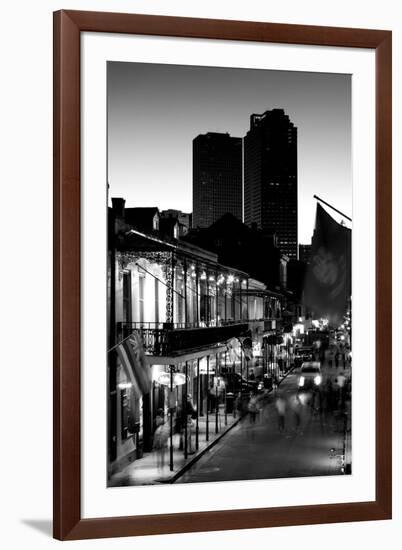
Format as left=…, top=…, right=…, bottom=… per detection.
left=53, top=10, right=392, bottom=541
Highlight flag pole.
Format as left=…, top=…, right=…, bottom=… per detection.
left=313, top=195, right=352, bottom=222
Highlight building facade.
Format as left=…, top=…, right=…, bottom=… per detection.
left=107, top=199, right=286, bottom=478
left=184, top=213, right=285, bottom=291
left=298, top=244, right=312, bottom=264
left=160, top=209, right=192, bottom=237
left=244, top=109, right=298, bottom=258
left=192, top=132, right=242, bottom=229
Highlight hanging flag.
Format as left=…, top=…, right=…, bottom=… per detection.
left=115, top=331, right=152, bottom=396
left=303, top=203, right=351, bottom=324
left=226, top=337, right=241, bottom=363
left=238, top=335, right=253, bottom=360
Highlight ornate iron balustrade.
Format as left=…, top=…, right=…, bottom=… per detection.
left=117, top=321, right=249, bottom=356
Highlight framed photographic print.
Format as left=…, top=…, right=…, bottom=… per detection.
left=53, top=10, right=392, bottom=540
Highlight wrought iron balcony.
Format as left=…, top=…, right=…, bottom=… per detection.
left=117, top=321, right=249, bottom=356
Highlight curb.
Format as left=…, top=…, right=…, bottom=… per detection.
left=169, top=366, right=296, bottom=483
left=168, top=415, right=243, bottom=483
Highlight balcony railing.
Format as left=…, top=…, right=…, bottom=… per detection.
left=117, top=321, right=249, bottom=356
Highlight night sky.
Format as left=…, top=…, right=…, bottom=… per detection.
left=107, top=61, right=351, bottom=244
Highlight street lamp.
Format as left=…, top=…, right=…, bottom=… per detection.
left=156, top=366, right=186, bottom=471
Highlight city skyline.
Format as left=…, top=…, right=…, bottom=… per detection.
left=108, top=61, right=351, bottom=244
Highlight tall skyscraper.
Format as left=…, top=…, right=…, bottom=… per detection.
left=192, top=132, right=242, bottom=229
left=244, top=109, right=298, bottom=258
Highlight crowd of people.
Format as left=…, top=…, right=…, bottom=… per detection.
left=151, top=352, right=351, bottom=471
left=152, top=394, right=198, bottom=472
left=230, top=365, right=351, bottom=435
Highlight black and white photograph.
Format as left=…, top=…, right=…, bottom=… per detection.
left=107, top=61, right=352, bottom=487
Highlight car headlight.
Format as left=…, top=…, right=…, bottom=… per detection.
left=298, top=376, right=305, bottom=387
left=314, top=375, right=322, bottom=386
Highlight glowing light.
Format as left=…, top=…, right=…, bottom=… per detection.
left=314, top=375, right=322, bottom=386
left=157, top=372, right=186, bottom=386
left=117, top=382, right=132, bottom=389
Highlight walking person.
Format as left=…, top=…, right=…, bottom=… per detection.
left=153, top=410, right=169, bottom=473
left=275, top=395, right=286, bottom=433
left=234, top=391, right=242, bottom=418
left=185, top=394, right=196, bottom=454
left=342, top=353, right=347, bottom=369
left=323, top=378, right=333, bottom=424
left=335, top=371, right=346, bottom=407
left=248, top=393, right=259, bottom=424
left=289, top=393, right=301, bottom=432
left=272, top=374, right=279, bottom=396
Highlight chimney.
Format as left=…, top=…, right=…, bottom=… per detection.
left=111, top=197, right=125, bottom=219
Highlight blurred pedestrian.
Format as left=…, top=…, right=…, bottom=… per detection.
left=248, top=393, right=259, bottom=424
left=155, top=408, right=164, bottom=428
left=335, top=371, right=347, bottom=407
left=234, top=392, right=241, bottom=418
left=289, top=393, right=301, bottom=431
left=323, top=378, right=334, bottom=417
left=153, top=413, right=169, bottom=472
left=272, top=375, right=279, bottom=395
left=185, top=394, right=196, bottom=453
left=275, top=395, right=286, bottom=432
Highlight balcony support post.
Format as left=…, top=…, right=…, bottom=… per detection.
left=165, top=254, right=174, bottom=324
left=215, top=270, right=219, bottom=327
left=246, top=279, right=249, bottom=320
left=169, top=364, right=174, bottom=471
left=215, top=353, right=219, bottom=434
left=206, top=274, right=210, bottom=327
left=224, top=278, right=227, bottom=321
left=196, top=358, right=200, bottom=450
left=184, top=361, right=188, bottom=459
left=195, top=263, right=199, bottom=327
left=184, top=260, right=188, bottom=326
left=206, top=355, right=209, bottom=442
left=224, top=384, right=227, bottom=426
left=239, top=280, right=242, bottom=321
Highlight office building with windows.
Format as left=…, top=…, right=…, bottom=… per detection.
left=244, top=109, right=298, bottom=258
left=192, top=132, right=242, bottom=229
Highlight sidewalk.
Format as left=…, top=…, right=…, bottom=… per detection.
left=109, top=367, right=296, bottom=487
left=109, top=407, right=241, bottom=486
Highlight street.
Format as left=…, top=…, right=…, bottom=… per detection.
left=176, top=361, right=350, bottom=483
